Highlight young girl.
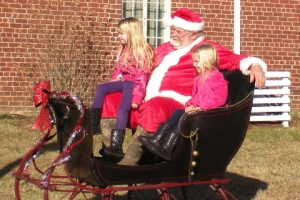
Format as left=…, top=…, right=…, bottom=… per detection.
left=138, top=43, right=228, bottom=161
left=88, top=17, right=155, bottom=158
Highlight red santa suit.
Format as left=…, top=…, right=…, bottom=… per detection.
left=101, top=8, right=267, bottom=133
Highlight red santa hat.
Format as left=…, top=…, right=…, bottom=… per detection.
left=164, top=8, right=204, bottom=31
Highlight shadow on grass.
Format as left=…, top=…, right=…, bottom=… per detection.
left=223, top=172, right=268, bottom=200
left=0, top=142, right=59, bottom=179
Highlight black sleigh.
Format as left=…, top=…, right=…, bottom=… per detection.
left=12, top=70, right=255, bottom=200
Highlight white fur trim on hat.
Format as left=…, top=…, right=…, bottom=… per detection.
left=163, top=16, right=173, bottom=27
left=172, top=16, right=204, bottom=31
left=163, top=16, right=204, bottom=31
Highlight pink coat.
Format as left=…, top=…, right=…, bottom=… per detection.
left=111, top=48, right=149, bottom=105
left=185, top=70, right=228, bottom=110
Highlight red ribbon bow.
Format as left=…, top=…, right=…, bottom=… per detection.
left=32, top=81, right=51, bottom=132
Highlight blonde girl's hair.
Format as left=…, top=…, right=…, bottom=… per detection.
left=192, top=43, right=219, bottom=81
left=116, top=17, right=154, bottom=71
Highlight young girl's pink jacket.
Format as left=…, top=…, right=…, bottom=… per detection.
left=185, top=70, right=228, bottom=111
left=111, top=48, right=149, bottom=105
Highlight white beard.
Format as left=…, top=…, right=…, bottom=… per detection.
left=170, top=38, right=181, bottom=48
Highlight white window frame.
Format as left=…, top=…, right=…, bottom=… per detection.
left=122, top=0, right=170, bottom=47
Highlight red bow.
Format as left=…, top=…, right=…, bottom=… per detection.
left=32, top=81, right=51, bottom=132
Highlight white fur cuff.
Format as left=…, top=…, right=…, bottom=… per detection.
left=240, top=57, right=267, bottom=75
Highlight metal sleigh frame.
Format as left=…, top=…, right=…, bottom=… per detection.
left=11, top=70, right=255, bottom=200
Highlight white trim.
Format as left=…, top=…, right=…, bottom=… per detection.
left=239, top=57, right=267, bottom=75
left=234, top=0, right=240, bottom=54
left=170, top=16, right=204, bottom=31
left=163, top=0, right=171, bottom=42
left=158, top=91, right=191, bottom=105
left=122, top=0, right=170, bottom=46
left=145, top=37, right=204, bottom=105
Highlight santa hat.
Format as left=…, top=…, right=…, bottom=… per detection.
left=164, top=8, right=204, bottom=31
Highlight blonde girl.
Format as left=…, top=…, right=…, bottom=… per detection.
left=138, top=43, right=228, bottom=161
left=89, top=17, right=155, bottom=158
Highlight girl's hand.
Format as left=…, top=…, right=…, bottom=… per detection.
left=117, top=76, right=124, bottom=81
left=110, top=77, right=124, bottom=82
left=110, top=77, right=123, bottom=82
left=110, top=75, right=124, bottom=82
left=131, top=103, right=139, bottom=109
left=117, top=74, right=124, bottom=81
left=185, top=105, right=194, bottom=113
left=185, top=105, right=202, bottom=114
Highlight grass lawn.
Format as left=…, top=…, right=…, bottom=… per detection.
left=1, top=113, right=299, bottom=199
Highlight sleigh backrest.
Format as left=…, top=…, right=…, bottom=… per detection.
left=223, top=70, right=253, bottom=106
left=178, top=70, right=255, bottom=180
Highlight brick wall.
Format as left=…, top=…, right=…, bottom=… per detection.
left=0, top=0, right=299, bottom=116
left=0, top=0, right=123, bottom=115
left=171, top=0, right=300, bottom=111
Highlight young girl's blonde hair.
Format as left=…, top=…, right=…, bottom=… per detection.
left=192, top=43, right=219, bottom=81
left=116, top=17, right=154, bottom=71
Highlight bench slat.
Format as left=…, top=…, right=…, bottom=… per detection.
left=253, top=97, right=290, bottom=104
left=264, top=80, right=291, bottom=87
left=250, top=115, right=291, bottom=121
left=265, top=71, right=290, bottom=78
left=254, top=88, right=290, bottom=95
left=251, top=106, right=290, bottom=113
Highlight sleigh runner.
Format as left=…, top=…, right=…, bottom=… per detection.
left=11, top=70, right=255, bottom=200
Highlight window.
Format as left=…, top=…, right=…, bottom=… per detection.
left=122, top=0, right=170, bottom=47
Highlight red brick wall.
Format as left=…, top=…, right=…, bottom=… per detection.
left=0, top=0, right=299, bottom=115
left=171, top=0, right=300, bottom=111
left=0, top=0, right=122, bottom=115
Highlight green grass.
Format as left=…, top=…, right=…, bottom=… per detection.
left=1, top=113, right=300, bottom=199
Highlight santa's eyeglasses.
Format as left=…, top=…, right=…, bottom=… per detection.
left=170, top=26, right=197, bottom=37
left=170, top=27, right=190, bottom=36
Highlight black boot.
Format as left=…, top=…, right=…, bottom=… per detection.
left=87, top=108, right=101, bottom=135
left=147, top=132, right=179, bottom=161
left=137, top=123, right=170, bottom=149
left=104, top=129, right=125, bottom=159
left=98, top=143, right=106, bottom=156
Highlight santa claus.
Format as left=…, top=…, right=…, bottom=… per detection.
left=100, top=8, right=267, bottom=165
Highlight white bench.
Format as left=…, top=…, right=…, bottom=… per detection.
left=250, top=71, right=291, bottom=127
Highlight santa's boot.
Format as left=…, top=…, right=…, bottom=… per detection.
left=137, top=123, right=170, bottom=150
left=87, top=108, right=101, bottom=135
left=104, top=129, right=125, bottom=159
left=118, top=125, right=149, bottom=165
left=147, top=131, right=179, bottom=161
left=118, top=142, right=143, bottom=166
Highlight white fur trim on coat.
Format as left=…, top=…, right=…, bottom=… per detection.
left=145, top=37, right=204, bottom=105
left=156, top=91, right=192, bottom=105
left=240, top=57, right=267, bottom=75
